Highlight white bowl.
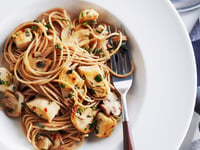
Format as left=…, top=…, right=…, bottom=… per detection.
left=0, top=0, right=196, bottom=150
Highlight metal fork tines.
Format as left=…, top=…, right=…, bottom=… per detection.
left=108, top=25, right=135, bottom=150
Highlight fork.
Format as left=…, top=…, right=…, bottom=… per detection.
left=108, top=25, right=135, bottom=150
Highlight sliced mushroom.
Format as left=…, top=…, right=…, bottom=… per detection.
left=71, top=105, right=98, bottom=133
left=78, top=65, right=110, bottom=98
left=95, top=112, right=117, bottom=138
left=36, top=135, right=52, bottom=150
left=79, top=9, right=99, bottom=24
left=100, top=91, right=121, bottom=118
left=0, top=67, right=15, bottom=92
left=1, top=91, right=24, bottom=117
left=13, top=28, right=32, bottom=50
left=26, top=97, right=60, bottom=122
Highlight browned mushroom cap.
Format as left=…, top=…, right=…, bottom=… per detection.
left=100, top=91, right=122, bottom=118
left=71, top=105, right=98, bottom=133
left=1, top=91, right=24, bottom=117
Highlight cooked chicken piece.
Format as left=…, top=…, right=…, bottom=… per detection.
left=13, top=28, right=32, bottom=50
left=61, top=26, right=71, bottom=44
left=100, top=91, right=122, bottom=118
left=78, top=65, right=110, bottom=98
left=79, top=9, right=99, bottom=24
left=71, top=105, right=98, bottom=133
left=0, top=67, right=15, bottom=92
left=1, top=91, right=24, bottom=117
left=28, top=52, right=52, bottom=72
left=36, top=135, right=52, bottom=150
left=59, top=67, right=85, bottom=99
left=59, top=67, right=84, bottom=89
left=26, top=97, right=60, bottom=122
left=95, top=112, right=117, bottom=138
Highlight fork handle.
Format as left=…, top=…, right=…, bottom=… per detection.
left=123, top=121, right=135, bottom=150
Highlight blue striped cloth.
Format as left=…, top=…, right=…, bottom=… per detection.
left=189, top=17, right=200, bottom=150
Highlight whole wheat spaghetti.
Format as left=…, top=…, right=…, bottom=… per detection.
left=1, top=8, right=134, bottom=150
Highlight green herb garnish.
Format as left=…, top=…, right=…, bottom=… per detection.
left=36, top=61, right=45, bottom=68
left=60, top=83, right=66, bottom=88
left=33, top=20, right=39, bottom=23
left=77, top=107, right=86, bottom=115
left=5, top=81, right=10, bottom=86
left=83, top=21, right=89, bottom=26
left=94, top=74, right=102, bottom=82
left=66, top=70, right=73, bottom=74
left=96, top=49, right=103, bottom=54
left=96, top=30, right=101, bottom=34
left=31, top=25, right=38, bottom=31
left=0, top=79, right=4, bottom=85
left=81, top=12, right=84, bottom=17
left=45, top=23, right=51, bottom=30
left=82, top=74, right=86, bottom=80
left=21, top=102, right=26, bottom=107
left=67, top=94, right=72, bottom=99
left=25, top=28, right=30, bottom=36
left=57, top=18, right=70, bottom=22
left=92, top=48, right=98, bottom=54
left=34, top=122, right=45, bottom=128
left=89, top=119, right=97, bottom=130
left=55, top=43, right=62, bottom=50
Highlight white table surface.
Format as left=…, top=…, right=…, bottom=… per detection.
left=178, top=6, right=200, bottom=150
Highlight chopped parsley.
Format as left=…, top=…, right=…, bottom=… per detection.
left=0, top=79, right=4, bottom=85
left=96, top=30, right=101, bottom=34
left=96, top=49, right=103, bottom=54
left=83, top=21, right=89, bottom=26
left=55, top=43, right=62, bottom=50
left=66, top=70, right=73, bottom=74
left=81, top=12, right=84, bottom=17
left=77, top=107, right=86, bottom=115
left=33, top=20, right=39, bottom=23
left=67, top=94, right=72, bottom=99
left=92, top=48, right=98, bottom=54
left=57, top=18, right=70, bottom=22
left=45, top=23, right=51, bottom=30
left=5, top=81, right=10, bottom=86
left=89, top=119, right=97, bottom=130
left=13, top=86, right=16, bottom=91
left=21, top=102, right=26, bottom=107
left=31, top=25, right=38, bottom=31
left=82, top=74, right=86, bottom=80
left=90, top=20, right=96, bottom=26
left=94, top=74, right=102, bottom=82
left=36, top=61, right=45, bottom=68
left=25, top=28, right=30, bottom=36
left=60, top=83, right=66, bottom=88
left=34, top=122, right=45, bottom=128
left=91, top=107, right=97, bottom=111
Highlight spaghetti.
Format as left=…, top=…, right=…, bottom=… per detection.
left=1, top=8, right=134, bottom=150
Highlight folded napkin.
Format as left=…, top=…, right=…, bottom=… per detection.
left=188, top=17, right=200, bottom=150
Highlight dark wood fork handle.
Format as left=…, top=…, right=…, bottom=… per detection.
left=123, top=121, right=135, bottom=150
